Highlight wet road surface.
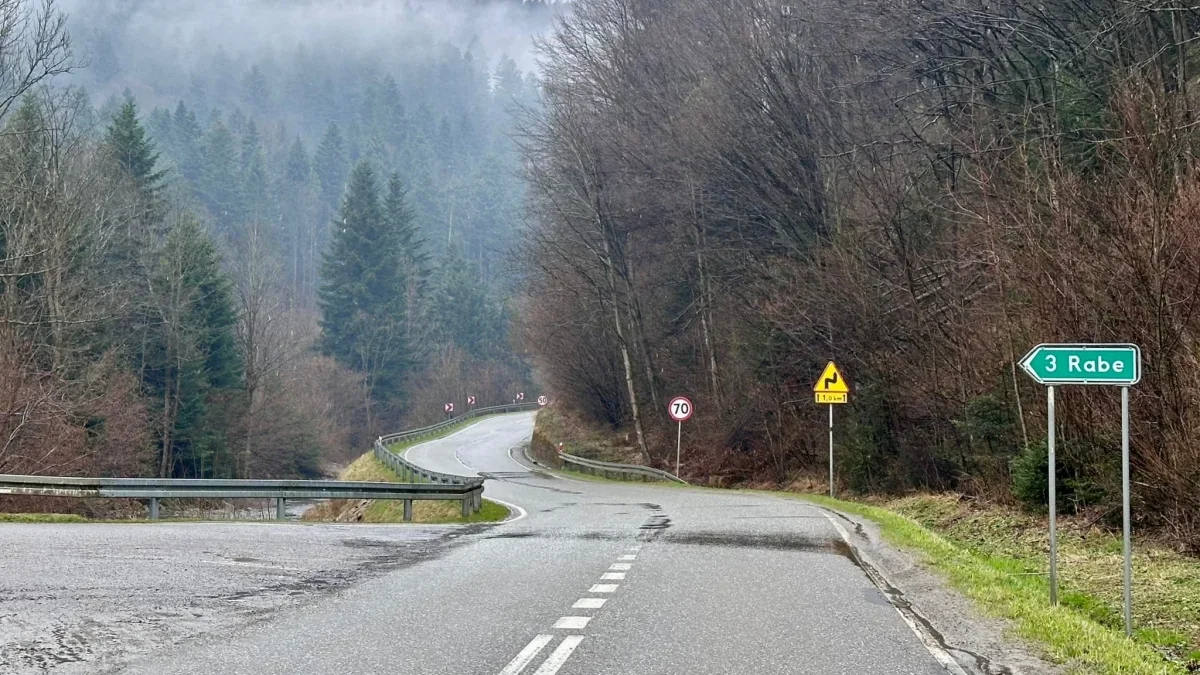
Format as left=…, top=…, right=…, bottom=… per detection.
left=1, top=413, right=1017, bottom=674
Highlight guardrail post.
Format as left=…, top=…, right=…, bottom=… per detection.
left=276, top=497, right=285, bottom=520
left=461, top=496, right=471, bottom=518
left=403, top=499, right=413, bottom=521
left=149, top=497, right=159, bottom=520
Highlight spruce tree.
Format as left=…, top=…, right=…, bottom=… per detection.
left=430, top=245, right=504, bottom=362
left=318, top=161, right=408, bottom=413
left=314, top=122, right=349, bottom=210
left=105, top=98, right=166, bottom=208
left=198, top=115, right=244, bottom=234
left=172, top=101, right=203, bottom=182
left=240, top=120, right=270, bottom=224
left=142, top=217, right=242, bottom=477
left=384, top=173, right=429, bottom=276
left=285, top=136, right=310, bottom=185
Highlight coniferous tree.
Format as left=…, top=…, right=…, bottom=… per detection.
left=240, top=120, right=270, bottom=225
left=171, top=101, right=203, bottom=183
left=318, top=161, right=408, bottom=424
left=105, top=99, right=167, bottom=215
left=198, top=115, right=244, bottom=234
left=430, top=245, right=504, bottom=362
left=314, top=122, right=349, bottom=209
left=384, top=173, right=432, bottom=362
left=142, top=216, right=242, bottom=478
left=280, top=136, right=318, bottom=300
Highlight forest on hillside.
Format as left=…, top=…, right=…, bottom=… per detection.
left=0, top=0, right=556, bottom=489
left=517, top=0, right=1200, bottom=549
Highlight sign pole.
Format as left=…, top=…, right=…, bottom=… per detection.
left=676, top=421, right=682, bottom=477
left=1048, top=385, right=1058, bottom=606
left=828, top=404, right=834, bottom=498
left=1122, top=385, right=1132, bottom=637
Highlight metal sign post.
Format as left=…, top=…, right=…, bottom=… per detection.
left=676, top=421, right=683, bottom=477
left=828, top=404, right=834, bottom=498
left=1020, top=343, right=1139, bottom=626
left=1047, top=386, right=1057, bottom=606
left=1121, top=386, right=1132, bottom=637
left=668, top=396, right=693, bottom=477
left=813, top=361, right=849, bottom=498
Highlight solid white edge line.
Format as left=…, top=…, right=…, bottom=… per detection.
left=487, top=496, right=528, bottom=524
left=532, top=636, right=585, bottom=675
left=816, top=509, right=968, bottom=675
left=400, top=417, right=491, bottom=462
left=498, top=634, right=554, bottom=675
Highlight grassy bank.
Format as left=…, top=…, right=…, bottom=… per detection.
left=303, top=449, right=508, bottom=524
left=792, top=493, right=1193, bottom=674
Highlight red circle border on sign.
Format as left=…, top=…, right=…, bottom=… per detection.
left=668, top=396, right=694, bottom=422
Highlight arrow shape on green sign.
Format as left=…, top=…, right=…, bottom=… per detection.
left=1019, top=343, right=1141, bottom=386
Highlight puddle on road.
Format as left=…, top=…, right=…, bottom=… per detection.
left=662, top=532, right=854, bottom=558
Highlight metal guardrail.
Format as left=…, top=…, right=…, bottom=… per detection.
left=379, top=403, right=540, bottom=446
left=0, top=475, right=482, bottom=521
left=558, top=452, right=688, bottom=484
left=0, top=403, right=540, bottom=521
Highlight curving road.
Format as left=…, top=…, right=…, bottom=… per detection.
left=1, top=413, right=1045, bottom=674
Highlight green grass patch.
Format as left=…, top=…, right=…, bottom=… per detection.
left=303, top=453, right=509, bottom=524
left=0, top=512, right=89, bottom=523
left=794, top=493, right=1189, bottom=674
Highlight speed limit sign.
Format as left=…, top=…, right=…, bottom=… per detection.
left=538, top=396, right=548, bottom=406
left=668, top=396, right=693, bottom=422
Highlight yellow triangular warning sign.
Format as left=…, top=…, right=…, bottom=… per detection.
left=813, top=362, right=849, bottom=393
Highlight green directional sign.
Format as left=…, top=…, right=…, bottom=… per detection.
left=1019, top=344, right=1141, bottom=386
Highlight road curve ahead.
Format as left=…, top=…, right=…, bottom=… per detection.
left=4, top=412, right=998, bottom=674
left=111, top=412, right=968, bottom=674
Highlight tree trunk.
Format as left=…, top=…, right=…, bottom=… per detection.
left=603, top=230, right=649, bottom=460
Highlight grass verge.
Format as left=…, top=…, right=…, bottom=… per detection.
left=303, top=452, right=509, bottom=524
left=790, top=493, right=1190, bottom=674
left=0, top=512, right=89, bottom=523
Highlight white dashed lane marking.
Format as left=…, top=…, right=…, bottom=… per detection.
left=498, top=635, right=554, bottom=675
left=532, top=636, right=585, bottom=675
left=554, top=616, right=592, bottom=630
left=495, top=546, right=640, bottom=674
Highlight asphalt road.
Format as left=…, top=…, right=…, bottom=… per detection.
left=0, top=413, right=1036, bottom=674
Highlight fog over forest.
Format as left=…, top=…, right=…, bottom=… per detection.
left=0, top=0, right=563, bottom=484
